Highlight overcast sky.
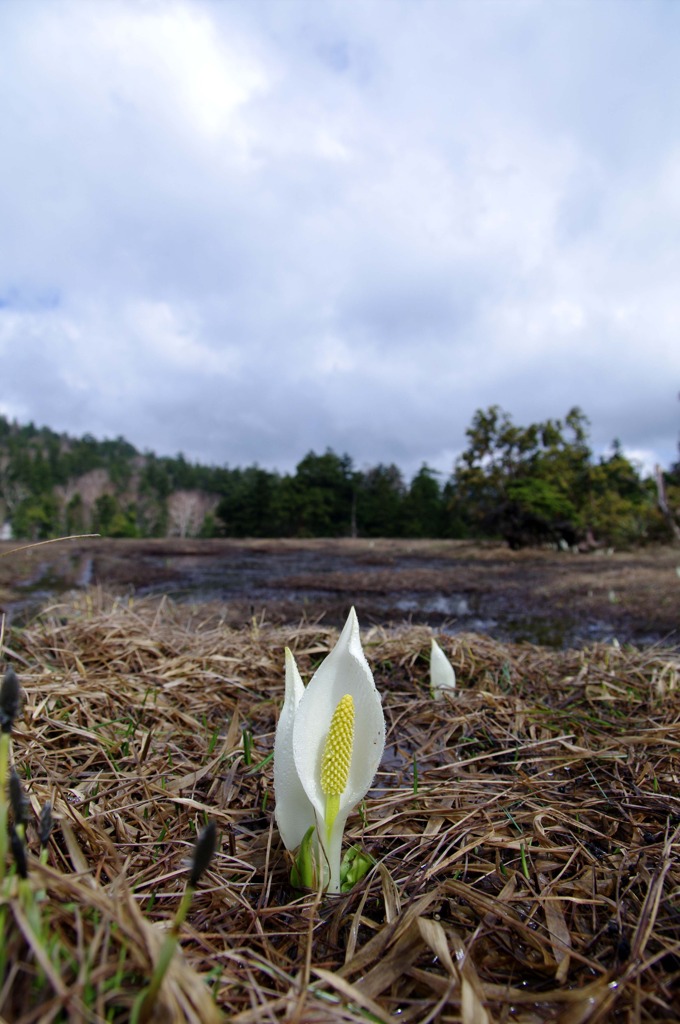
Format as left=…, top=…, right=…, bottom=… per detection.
left=1, top=0, right=679, bottom=480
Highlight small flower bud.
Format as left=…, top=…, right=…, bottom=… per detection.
left=10, top=827, right=28, bottom=879
left=0, top=667, right=21, bottom=733
left=39, top=802, right=54, bottom=847
left=9, top=769, right=28, bottom=829
left=188, top=820, right=217, bottom=888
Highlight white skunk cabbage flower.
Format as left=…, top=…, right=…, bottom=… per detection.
left=430, top=638, right=456, bottom=700
left=274, top=608, right=385, bottom=893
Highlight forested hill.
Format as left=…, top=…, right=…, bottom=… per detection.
left=0, top=409, right=677, bottom=546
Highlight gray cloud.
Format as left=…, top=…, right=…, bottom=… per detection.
left=0, top=0, right=678, bottom=481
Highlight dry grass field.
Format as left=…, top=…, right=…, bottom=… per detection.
left=0, top=573, right=678, bottom=1022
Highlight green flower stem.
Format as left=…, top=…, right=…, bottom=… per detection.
left=19, top=875, right=45, bottom=947
left=132, top=884, right=195, bottom=1024
left=0, top=904, right=7, bottom=984
left=132, top=820, right=216, bottom=1023
left=0, top=731, right=10, bottom=885
left=9, top=884, right=51, bottom=990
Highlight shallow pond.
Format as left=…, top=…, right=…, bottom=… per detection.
left=7, top=539, right=673, bottom=650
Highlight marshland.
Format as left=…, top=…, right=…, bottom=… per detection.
left=1, top=538, right=679, bottom=1022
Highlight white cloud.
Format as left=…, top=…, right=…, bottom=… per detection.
left=126, top=300, right=240, bottom=376
left=0, top=0, right=678, bottom=479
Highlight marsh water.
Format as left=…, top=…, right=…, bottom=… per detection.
left=130, top=549, right=599, bottom=646
left=4, top=538, right=677, bottom=649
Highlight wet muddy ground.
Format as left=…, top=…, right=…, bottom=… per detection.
left=1, top=536, right=678, bottom=648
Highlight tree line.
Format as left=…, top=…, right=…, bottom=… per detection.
left=0, top=408, right=677, bottom=547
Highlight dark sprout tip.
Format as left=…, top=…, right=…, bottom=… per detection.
left=10, top=826, right=28, bottom=879
left=39, top=802, right=54, bottom=847
left=0, top=667, right=21, bottom=733
left=9, top=769, right=28, bottom=828
left=189, top=820, right=217, bottom=888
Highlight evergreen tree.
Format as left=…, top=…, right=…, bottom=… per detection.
left=403, top=465, right=444, bottom=537
left=215, top=467, right=282, bottom=537
left=355, top=463, right=406, bottom=537
left=290, top=450, right=355, bottom=536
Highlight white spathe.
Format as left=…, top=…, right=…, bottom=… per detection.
left=274, top=608, right=385, bottom=893
left=430, top=638, right=456, bottom=699
left=273, top=648, right=314, bottom=851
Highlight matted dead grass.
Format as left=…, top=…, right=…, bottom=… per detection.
left=1, top=589, right=679, bottom=1023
